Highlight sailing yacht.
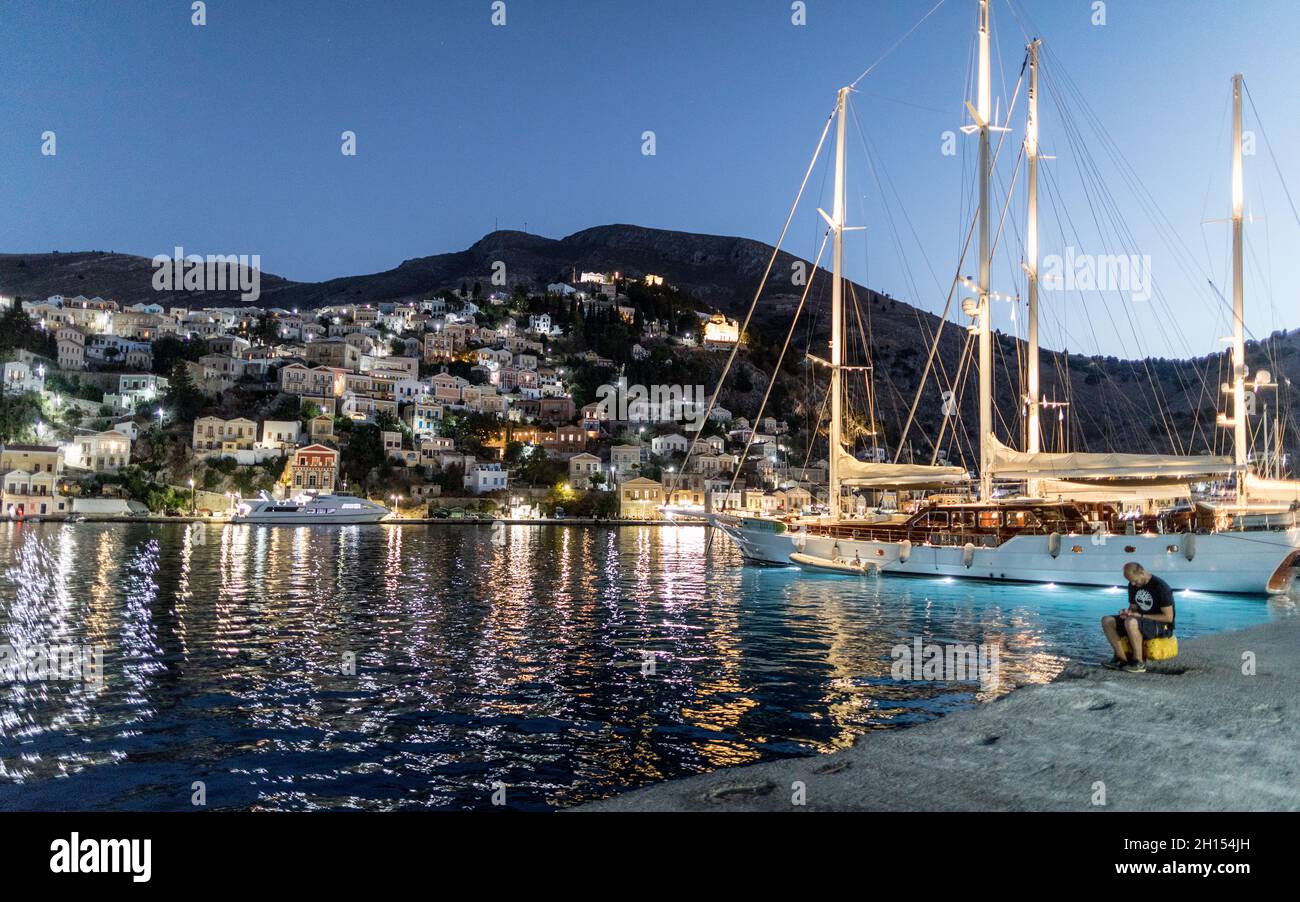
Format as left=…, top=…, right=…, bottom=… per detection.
left=712, top=0, right=1300, bottom=595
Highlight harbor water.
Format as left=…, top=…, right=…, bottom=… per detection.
left=0, top=521, right=1289, bottom=810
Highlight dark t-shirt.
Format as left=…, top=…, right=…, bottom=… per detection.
left=1129, top=575, right=1175, bottom=630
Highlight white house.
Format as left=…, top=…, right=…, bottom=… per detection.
left=651, top=433, right=689, bottom=456
left=464, top=463, right=508, bottom=494
left=3, top=361, right=45, bottom=395
left=64, top=430, right=132, bottom=473
left=258, top=420, right=301, bottom=450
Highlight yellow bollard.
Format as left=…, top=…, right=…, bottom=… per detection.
left=1119, top=636, right=1179, bottom=662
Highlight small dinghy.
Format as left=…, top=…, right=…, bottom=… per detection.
left=789, top=552, right=880, bottom=576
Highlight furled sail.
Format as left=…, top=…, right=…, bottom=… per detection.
left=1244, top=473, right=1300, bottom=504
left=835, top=448, right=968, bottom=487
left=988, top=437, right=1234, bottom=482
left=1036, top=479, right=1194, bottom=502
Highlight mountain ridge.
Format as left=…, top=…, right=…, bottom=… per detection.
left=2, top=225, right=1295, bottom=461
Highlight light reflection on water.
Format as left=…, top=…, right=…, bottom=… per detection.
left=0, top=521, right=1289, bottom=810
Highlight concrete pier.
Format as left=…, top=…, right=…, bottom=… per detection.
left=580, top=614, right=1300, bottom=811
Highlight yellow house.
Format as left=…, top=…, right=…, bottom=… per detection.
left=192, top=416, right=257, bottom=452
left=619, top=476, right=664, bottom=520
left=0, top=444, right=62, bottom=475
left=2, top=470, right=69, bottom=518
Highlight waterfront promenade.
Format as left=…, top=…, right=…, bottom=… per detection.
left=580, top=612, right=1300, bottom=811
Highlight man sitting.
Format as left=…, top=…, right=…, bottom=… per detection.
left=1100, top=562, right=1176, bottom=673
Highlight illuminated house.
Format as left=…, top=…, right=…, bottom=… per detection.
left=3, top=361, right=45, bottom=394
left=702, top=314, right=740, bottom=347
left=1, top=469, right=68, bottom=518
left=287, top=444, right=340, bottom=493
left=618, top=477, right=664, bottom=519
left=1, top=444, right=68, bottom=518
left=65, top=430, right=132, bottom=473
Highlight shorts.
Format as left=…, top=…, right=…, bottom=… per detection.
left=1136, top=617, right=1173, bottom=640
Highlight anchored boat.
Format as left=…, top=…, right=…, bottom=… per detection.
left=232, top=491, right=391, bottom=525
left=706, top=0, right=1300, bottom=595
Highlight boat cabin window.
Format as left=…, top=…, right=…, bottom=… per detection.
left=950, top=510, right=976, bottom=530
left=1005, top=510, right=1042, bottom=529
left=913, top=511, right=949, bottom=529
left=977, top=510, right=1002, bottom=529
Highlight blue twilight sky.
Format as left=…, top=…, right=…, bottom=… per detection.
left=2, top=0, right=1298, bottom=359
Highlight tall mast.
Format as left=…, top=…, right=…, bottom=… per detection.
left=1231, top=72, right=1248, bottom=504
left=1025, top=38, right=1042, bottom=496
left=977, top=0, right=994, bottom=501
left=827, top=86, right=850, bottom=520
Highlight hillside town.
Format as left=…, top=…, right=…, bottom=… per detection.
left=0, top=273, right=832, bottom=522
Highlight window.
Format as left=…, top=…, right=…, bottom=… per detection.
left=951, top=510, right=976, bottom=529
left=977, top=510, right=1002, bottom=529
left=1005, top=510, right=1042, bottom=529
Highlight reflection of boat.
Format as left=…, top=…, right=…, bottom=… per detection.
left=232, top=491, right=390, bottom=525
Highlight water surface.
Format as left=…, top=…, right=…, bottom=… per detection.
left=0, top=521, right=1289, bottom=810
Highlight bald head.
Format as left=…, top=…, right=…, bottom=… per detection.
left=1123, top=562, right=1150, bottom=585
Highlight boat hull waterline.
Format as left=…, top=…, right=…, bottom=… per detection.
left=715, top=517, right=1300, bottom=595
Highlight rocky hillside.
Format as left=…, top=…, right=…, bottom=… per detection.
left=3, top=226, right=1296, bottom=464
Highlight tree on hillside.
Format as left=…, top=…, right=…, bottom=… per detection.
left=375, top=409, right=401, bottom=434
left=0, top=304, right=55, bottom=360
left=340, top=423, right=387, bottom=491
left=164, top=361, right=205, bottom=422
left=0, top=391, right=43, bottom=443
left=150, top=335, right=208, bottom=377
